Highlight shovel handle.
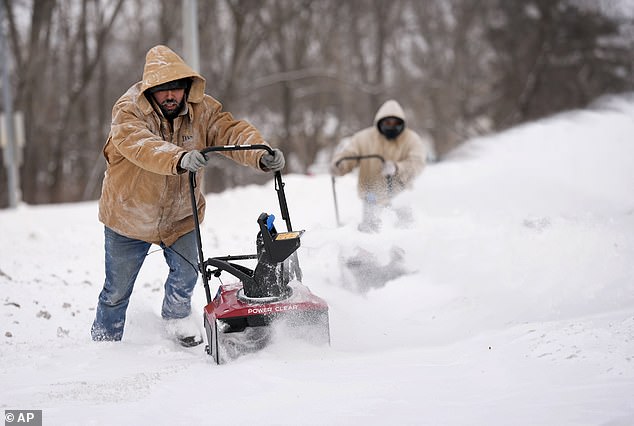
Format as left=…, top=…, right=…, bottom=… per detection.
left=334, top=154, right=385, bottom=168
left=331, top=154, right=393, bottom=216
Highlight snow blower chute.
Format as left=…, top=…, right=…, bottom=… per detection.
left=189, top=145, right=330, bottom=364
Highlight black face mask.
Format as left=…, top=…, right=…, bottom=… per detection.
left=378, top=118, right=405, bottom=140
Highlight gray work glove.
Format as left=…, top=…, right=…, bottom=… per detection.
left=179, top=150, right=208, bottom=172
left=260, top=148, right=285, bottom=172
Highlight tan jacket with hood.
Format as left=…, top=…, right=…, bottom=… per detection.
left=331, top=100, right=427, bottom=204
left=99, top=45, right=269, bottom=246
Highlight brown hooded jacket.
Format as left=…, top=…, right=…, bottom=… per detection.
left=99, top=45, right=269, bottom=246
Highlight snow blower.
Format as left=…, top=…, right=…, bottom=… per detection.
left=189, top=145, right=330, bottom=364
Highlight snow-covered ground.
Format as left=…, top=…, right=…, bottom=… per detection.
left=1, top=95, right=633, bottom=425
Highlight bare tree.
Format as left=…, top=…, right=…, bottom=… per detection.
left=486, top=0, right=633, bottom=129
left=49, top=0, right=124, bottom=201
left=3, top=0, right=123, bottom=203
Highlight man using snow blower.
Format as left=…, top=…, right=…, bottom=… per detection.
left=91, top=45, right=285, bottom=347
left=330, top=99, right=427, bottom=232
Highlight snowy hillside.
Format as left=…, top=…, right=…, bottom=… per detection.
left=1, top=95, right=633, bottom=425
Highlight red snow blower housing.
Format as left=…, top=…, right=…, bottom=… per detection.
left=189, top=145, right=330, bottom=364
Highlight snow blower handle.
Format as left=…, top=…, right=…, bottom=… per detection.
left=198, top=144, right=293, bottom=232
left=188, top=144, right=293, bottom=304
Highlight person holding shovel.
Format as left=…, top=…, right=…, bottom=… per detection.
left=330, top=99, right=428, bottom=232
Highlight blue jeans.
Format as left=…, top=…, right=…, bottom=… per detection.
left=91, top=227, right=199, bottom=341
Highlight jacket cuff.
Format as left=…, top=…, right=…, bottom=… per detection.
left=175, top=152, right=187, bottom=174
left=257, top=151, right=267, bottom=171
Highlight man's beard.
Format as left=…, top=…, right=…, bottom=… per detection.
left=158, top=98, right=184, bottom=120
